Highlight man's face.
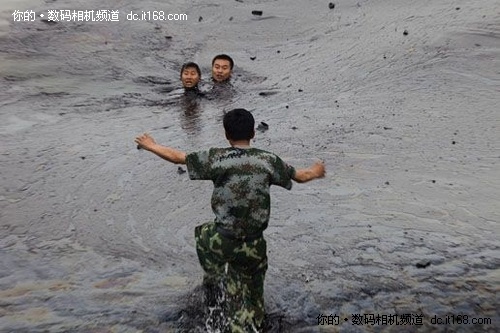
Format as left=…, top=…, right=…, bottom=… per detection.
left=181, top=67, right=200, bottom=88
left=212, top=59, right=232, bottom=82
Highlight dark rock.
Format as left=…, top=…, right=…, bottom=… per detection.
left=403, top=29, right=409, bottom=36
left=285, top=105, right=289, bottom=109
left=385, top=181, right=390, bottom=185
left=198, top=16, right=203, bottom=22
left=252, top=10, right=263, bottom=16
left=329, top=3, right=335, bottom=9
left=257, top=122, right=269, bottom=132
left=277, top=50, right=281, bottom=53
left=80, top=156, right=86, bottom=160
left=298, top=89, right=303, bottom=92
left=250, top=56, right=256, bottom=60
left=415, top=260, right=431, bottom=269
left=456, top=7, right=460, bottom=10
left=177, top=167, right=186, bottom=174
left=432, top=180, right=436, bottom=183
left=383, top=126, right=392, bottom=130
left=452, top=140, right=456, bottom=144
left=229, top=16, right=233, bottom=21
left=291, top=126, right=298, bottom=130
left=164, top=36, right=173, bottom=39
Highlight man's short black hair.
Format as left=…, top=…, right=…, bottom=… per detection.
left=223, top=108, right=255, bottom=141
left=212, top=54, right=234, bottom=70
left=180, top=62, right=201, bottom=77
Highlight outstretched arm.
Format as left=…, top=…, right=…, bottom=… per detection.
left=293, top=161, right=325, bottom=183
left=135, top=133, right=186, bottom=164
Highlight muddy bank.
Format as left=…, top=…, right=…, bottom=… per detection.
left=1, top=0, right=499, bottom=332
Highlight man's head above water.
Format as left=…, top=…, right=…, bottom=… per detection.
left=211, top=54, right=234, bottom=83
left=180, top=62, right=201, bottom=90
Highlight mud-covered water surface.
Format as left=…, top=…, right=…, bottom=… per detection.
left=1, top=0, right=499, bottom=332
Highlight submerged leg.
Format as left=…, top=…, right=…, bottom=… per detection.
left=227, top=238, right=268, bottom=332
left=195, top=223, right=268, bottom=332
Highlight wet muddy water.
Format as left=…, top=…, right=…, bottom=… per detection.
left=1, top=0, right=499, bottom=332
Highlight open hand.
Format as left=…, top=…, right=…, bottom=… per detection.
left=135, top=133, right=156, bottom=151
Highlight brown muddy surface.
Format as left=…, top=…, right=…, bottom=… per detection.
left=0, top=0, right=499, bottom=332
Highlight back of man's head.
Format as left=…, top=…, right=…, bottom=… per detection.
left=223, top=108, right=255, bottom=141
left=212, top=54, right=234, bottom=70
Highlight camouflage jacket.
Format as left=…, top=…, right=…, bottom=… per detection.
left=186, top=147, right=295, bottom=236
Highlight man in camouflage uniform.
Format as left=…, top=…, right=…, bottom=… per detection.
left=135, top=108, right=325, bottom=332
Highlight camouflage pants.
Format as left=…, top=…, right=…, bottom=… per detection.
left=195, top=222, right=267, bottom=333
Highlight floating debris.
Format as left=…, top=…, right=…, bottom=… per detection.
left=415, top=260, right=431, bottom=269
left=257, top=122, right=269, bottom=132
left=258, top=91, right=278, bottom=97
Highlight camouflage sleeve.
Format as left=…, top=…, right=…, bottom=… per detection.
left=271, top=155, right=295, bottom=190
left=186, top=149, right=212, bottom=180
